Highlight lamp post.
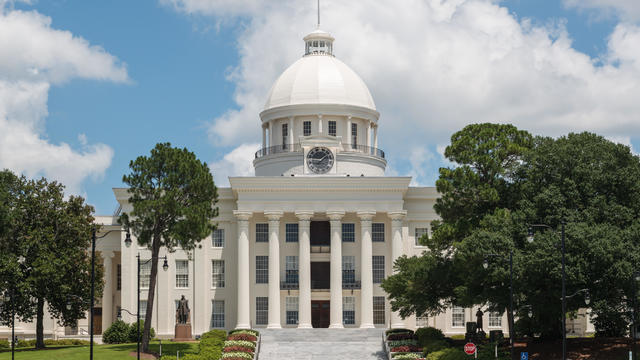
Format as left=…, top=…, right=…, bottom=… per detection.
left=10, top=255, right=25, bottom=360
left=125, top=231, right=168, bottom=360
left=632, top=272, right=640, bottom=360
left=528, top=222, right=567, bottom=360
left=87, top=227, right=131, bottom=360
left=483, top=251, right=514, bottom=360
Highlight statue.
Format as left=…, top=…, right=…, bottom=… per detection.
left=476, top=309, right=484, bottom=332
left=174, top=295, right=192, bottom=340
left=177, top=295, right=190, bottom=324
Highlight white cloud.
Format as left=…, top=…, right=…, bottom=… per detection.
left=209, top=143, right=260, bottom=186
left=0, top=7, right=128, bottom=194
left=165, top=0, right=640, bottom=180
left=563, top=0, right=640, bottom=22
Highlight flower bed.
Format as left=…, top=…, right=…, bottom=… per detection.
left=222, top=329, right=260, bottom=360
left=384, top=328, right=425, bottom=360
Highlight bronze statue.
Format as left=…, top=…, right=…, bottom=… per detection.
left=177, top=295, right=190, bottom=324
left=476, top=309, right=484, bottom=332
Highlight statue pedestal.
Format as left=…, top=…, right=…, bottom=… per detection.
left=174, top=323, right=192, bottom=341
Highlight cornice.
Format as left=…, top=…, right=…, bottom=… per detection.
left=229, top=176, right=411, bottom=194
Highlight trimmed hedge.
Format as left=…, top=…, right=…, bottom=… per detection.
left=386, top=328, right=414, bottom=335
left=425, top=348, right=467, bottom=360
left=0, top=340, right=8, bottom=349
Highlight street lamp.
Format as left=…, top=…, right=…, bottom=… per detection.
left=9, top=255, right=26, bottom=360
left=528, top=222, right=568, bottom=360
left=135, top=253, right=168, bottom=360
left=484, top=251, right=515, bottom=360
left=632, top=272, right=640, bottom=359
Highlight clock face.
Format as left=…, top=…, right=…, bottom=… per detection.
left=306, top=147, right=334, bottom=174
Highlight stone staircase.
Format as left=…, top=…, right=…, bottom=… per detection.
left=258, top=328, right=386, bottom=360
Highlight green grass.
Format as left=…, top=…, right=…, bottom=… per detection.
left=0, top=340, right=198, bottom=360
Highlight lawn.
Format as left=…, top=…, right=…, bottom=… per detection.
left=0, top=341, right=199, bottom=360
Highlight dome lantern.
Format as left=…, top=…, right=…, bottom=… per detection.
left=303, top=29, right=334, bottom=56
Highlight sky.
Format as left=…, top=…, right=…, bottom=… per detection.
left=1, top=0, right=639, bottom=215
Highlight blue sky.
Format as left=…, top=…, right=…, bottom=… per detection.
left=1, top=0, right=639, bottom=215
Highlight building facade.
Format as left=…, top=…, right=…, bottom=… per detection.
left=0, top=26, right=595, bottom=340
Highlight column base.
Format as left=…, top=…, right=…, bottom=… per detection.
left=298, top=323, right=313, bottom=329
left=329, top=324, right=344, bottom=329
left=267, top=324, right=282, bottom=329
left=360, top=323, right=375, bottom=329
left=235, top=323, right=251, bottom=330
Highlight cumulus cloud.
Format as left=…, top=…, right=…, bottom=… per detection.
left=164, top=0, right=640, bottom=185
left=209, top=143, right=260, bottom=186
left=563, top=0, right=640, bottom=22
left=0, top=6, right=128, bottom=194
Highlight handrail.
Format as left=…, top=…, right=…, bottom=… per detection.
left=254, top=143, right=385, bottom=159
left=254, top=144, right=302, bottom=158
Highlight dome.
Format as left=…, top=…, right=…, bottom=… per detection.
left=262, top=30, right=376, bottom=113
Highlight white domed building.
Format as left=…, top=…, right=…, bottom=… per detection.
left=4, top=26, right=555, bottom=344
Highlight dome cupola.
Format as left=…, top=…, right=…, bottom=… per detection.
left=304, top=29, right=334, bottom=56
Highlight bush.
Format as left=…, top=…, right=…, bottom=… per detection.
left=387, top=328, right=414, bottom=335
left=416, top=327, right=445, bottom=344
left=423, top=339, right=449, bottom=354
left=127, top=320, right=155, bottom=343
left=0, top=339, right=9, bottom=349
left=198, top=329, right=227, bottom=360
left=426, top=348, right=467, bottom=360
left=475, top=343, right=509, bottom=360
left=103, top=319, right=130, bottom=344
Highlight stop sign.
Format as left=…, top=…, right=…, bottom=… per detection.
left=464, top=342, right=476, bottom=355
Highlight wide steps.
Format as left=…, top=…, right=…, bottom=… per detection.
left=258, top=328, right=386, bottom=360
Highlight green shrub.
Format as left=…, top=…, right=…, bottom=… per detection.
left=426, top=348, right=468, bottom=360
left=180, top=354, right=204, bottom=360
left=475, top=343, right=509, bottom=360
left=449, top=335, right=465, bottom=340
left=423, top=339, right=449, bottom=354
left=127, top=320, right=155, bottom=343
left=415, top=327, right=445, bottom=345
left=386, top=328, right=414, bottom=335
left=0, top=340, right=9, bottom=349
left=103, top=319, right=130, bottom=344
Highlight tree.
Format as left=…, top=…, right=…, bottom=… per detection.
left=120, top=142, right=218, bottom=353
left=0, top=171, right=99, bottom=348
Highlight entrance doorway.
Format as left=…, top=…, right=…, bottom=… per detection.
left=311, top=300, right=330, bottom=328
left=92, top=307, right=102, bottom=335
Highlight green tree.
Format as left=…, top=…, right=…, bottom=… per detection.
left=0, top=172, right=99, bottom=348
left=120, top=143, right=218, bottom=352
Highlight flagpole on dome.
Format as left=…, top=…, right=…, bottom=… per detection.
left=317, top=0, right=320, bottom=28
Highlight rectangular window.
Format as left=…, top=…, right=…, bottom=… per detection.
left=285, top=256, right=298, bottom=284
left=328, top=121, right=336, bottom=136
left=211, top=300, right=225, bottom=328
left=282, top=123, right=288, bottom=149
left=372, top=223, right=385, bottom=242
left=256, top=297, right=268, bottom=325
left=373, top=296, right=385, bottom=325
left=176, top=260, right=189, bottom=288
left=117, top=264, right=121, bottom=291
left=256, top=256, right=268, bottom=284
left=286, top=297, right=299, bottom=325
left=286, top=223, right=299, bottom=243
left=303, top=121, right=311, bottom=136
left=342, top=256, right=356, bottom=285
left=415, top=227, right=428, bottom=246
left=351, top=123, right=358, bottom=148
left=489, top=312, right=502, bottom=327
left=212, top=229, right=225, bottom=248
left=140, top=261, right=151, bottom=289
left=452, top=306, right=465, bottom=327
left=256, top=223, right=269, bottom=243
left=343, top=297, right=355, bottom=325
left=342, top=223, right=355, bottom=242
left=372, top=255, right=385, bottom=283
left=139, top=300, right=147, bottom=318
left=416, top=316, right=429, bottom=327
left=212, top=260, right=225, bottom=288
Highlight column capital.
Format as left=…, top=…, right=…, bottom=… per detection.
left=233, top=210, right=253, bottom=221
left=388, top=210, right=407, bottom=221
left=295, top=210, right=314, bottom=221
left=357, top=210, right=376, bottom=221
left=264, top=210, right=284, bottom=221
left=101, top=251, right=115, bottom=259
left=326, top=210, right=345, bottom=221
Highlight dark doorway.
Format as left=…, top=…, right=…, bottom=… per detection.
left=92, top=307, right=102, bottom=335
left=311, top=221, right=330, bottom=246
left=311, top=300, right=330, bottom=328
left=311, top=262, right=330, bottom=290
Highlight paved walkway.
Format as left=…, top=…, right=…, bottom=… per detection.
left=258, top=328, right=387, bottom=360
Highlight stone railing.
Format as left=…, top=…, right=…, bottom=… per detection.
left=254, top=144, right=385, bottom=159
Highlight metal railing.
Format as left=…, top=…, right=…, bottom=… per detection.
left=342, top=281, right=361, bottom=290
left=254, top=143, right=385, bottom=159
left=280, top=281, right=299, bottom=290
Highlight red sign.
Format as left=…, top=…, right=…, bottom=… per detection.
left=464, top=343, right=476, bottom=355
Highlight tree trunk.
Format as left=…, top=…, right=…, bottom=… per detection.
left=506, top=306, right=514, bottom=343
left=36, top=297, right=45, bottom=349
left=142, top=236, right=160, bottom=353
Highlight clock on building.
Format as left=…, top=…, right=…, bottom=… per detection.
left=306, top=147, right=334, bottom=174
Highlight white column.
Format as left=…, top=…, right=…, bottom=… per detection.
left=265, top=210, right=283, bottom=328
left=262, top=126, right=267, bottom=149
left=389, top=211, right=407, bottom=328
left=367, top=122, right=372, bottom=147
left=296, top=211, right=314, bottom=328
left=347, top=116, right=352, bottom=146
left=101, top=251, right=114, bottom=332
left=289, top=116, right=294, bottom=148
left=234, top=210, right=252, bottom=329
left=327, top=210, right=345, bottom=328
left=268, top=121, right=273, bottom=148
left=318, top=115, right=323, bottom=134
left=373, top=125, right=378, bottom=149
left=358, top=211, right=376, bottom=328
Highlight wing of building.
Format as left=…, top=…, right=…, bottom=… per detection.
left=1, top=26, right=594, bottom=341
